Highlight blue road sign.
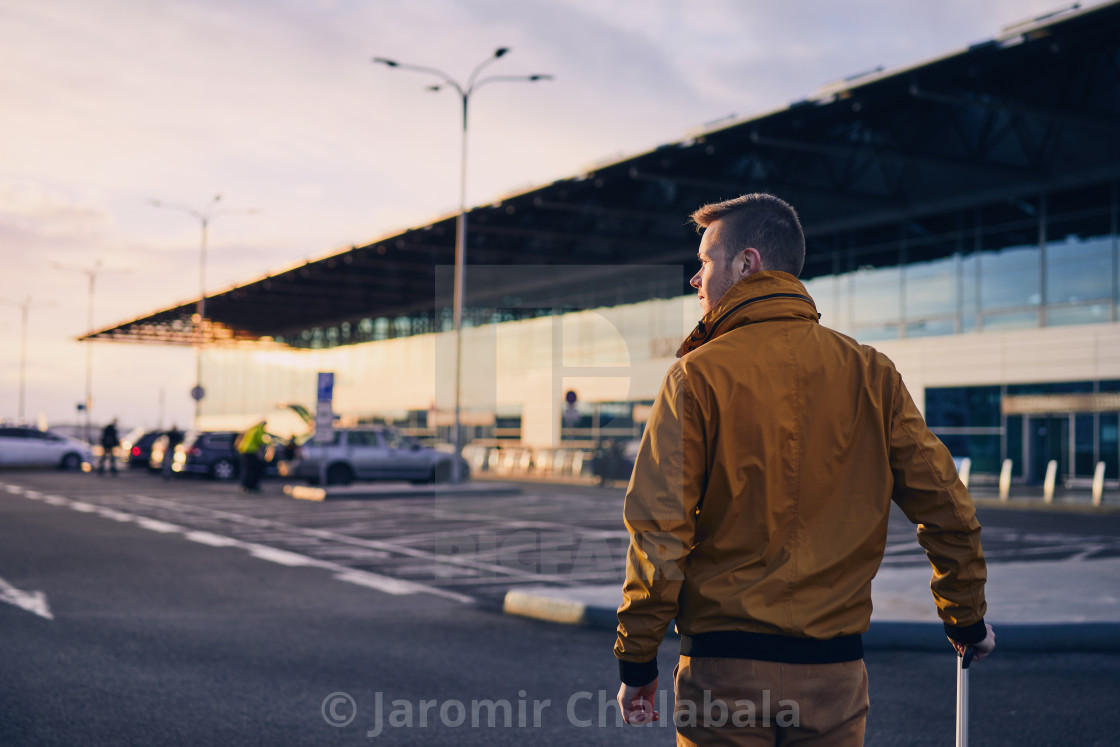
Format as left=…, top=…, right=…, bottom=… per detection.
left=317, top=372, right=334, bottom=402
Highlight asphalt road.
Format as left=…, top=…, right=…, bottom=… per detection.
left=1, top=470, right=1118, bottom=745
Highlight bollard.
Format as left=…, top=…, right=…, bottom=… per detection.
left=1093, top=461, right=1106, bottom=507
left=998, top=459, right=1013, bottom=502
left=571, top=451, right=585, bottom=477
left=957, top=457, right=972, bottom=490
left=1043, top=459, right=1058, bottom=504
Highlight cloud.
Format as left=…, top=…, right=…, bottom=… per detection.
left=0, top=184, right=114, bottom=245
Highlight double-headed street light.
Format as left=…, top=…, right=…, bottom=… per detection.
left=148, top=195, right=258, bottom=427
left=372, top=48, right=552, bottom=483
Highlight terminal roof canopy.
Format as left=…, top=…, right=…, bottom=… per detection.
left=86, top=1, right=1120, bottom=348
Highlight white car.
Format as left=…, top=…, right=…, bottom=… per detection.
left=0, top=426, right=93, bottom=470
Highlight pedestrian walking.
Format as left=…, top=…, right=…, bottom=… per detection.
left=614, top=193, right=994, bottom=745
left=97, top=418, right=120, bottom=476
left=162, top=425, right=184, bottom=480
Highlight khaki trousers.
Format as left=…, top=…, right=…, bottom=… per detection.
left=674, top=656, right=868, bottom=746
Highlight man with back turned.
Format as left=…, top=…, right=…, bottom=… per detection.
left=97, top=418, right=120, bottom=476
left=614, top=193, right=994, bottom=745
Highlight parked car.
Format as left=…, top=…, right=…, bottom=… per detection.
left=120, top=428, right=165, bottom=469
left=0, top=425, right=93, bottom=470
left=148, top=431, right=192, bottom=474
left=151, top=430, right=284, bottom=481
left=282, top=427, right=469, bottom=485
left=180, top=431, right=242, bottom=480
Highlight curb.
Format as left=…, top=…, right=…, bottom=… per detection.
left=970, top=497, right=1120, bottom=515
left=478, top=476, right=1120, bottom=514
left=503, top=589, right=621, bottom=631
left=283, top=481, right=523, bottom=501
left=502, top=590, right=1120, bottom=652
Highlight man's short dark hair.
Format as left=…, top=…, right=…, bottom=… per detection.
left=690, top=193, right=806, bottom=277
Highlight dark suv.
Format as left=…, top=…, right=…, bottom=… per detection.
left=178, top=431, right=241, bottom=480
left=155, top=430, right=285, bottom=481
left=148, top=431, right=240, bottom=481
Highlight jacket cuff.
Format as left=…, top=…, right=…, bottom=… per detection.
left=618, top=657, right=658, bottom=687
left=944, top=618, right=987, bottom=645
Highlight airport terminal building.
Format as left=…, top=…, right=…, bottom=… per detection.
left=89, top=3, right=1120, bottom=486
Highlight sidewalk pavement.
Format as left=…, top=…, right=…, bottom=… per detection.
left=503, top=555, right=1120, bottom=651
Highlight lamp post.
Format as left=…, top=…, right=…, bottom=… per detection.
left=372, top=48, right=552, bottom=483
left=148, top=195, right=258, bottom=427
left=52, top=259, right=129, bottom=444
left=0, top=296, right=53, bottom=424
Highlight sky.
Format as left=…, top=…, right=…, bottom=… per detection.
left=0, top=0, right=1105, bottom=433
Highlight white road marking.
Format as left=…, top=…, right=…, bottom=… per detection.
left=1069, top=545, right=1108, bottom=561
left=0, top=482, right=470, bottom=603
left=178, top=530, right=457, bottom=598
left=183, top=531, right=240, bottom=547
left=0, top=573, right=53, bottom=620
left=97, top=508, right=137, bottom=523
left=332, top=570, right=440, bottom=596
left=4, top=482, right=629, bottom=590
left=134, top=518, right=183, bottom=534
left=125, top=493, right=595, bottom=583
left=247, top=545, right=318, bottom=567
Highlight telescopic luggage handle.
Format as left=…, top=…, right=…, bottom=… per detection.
left=956, top=647, right=975, bottom=747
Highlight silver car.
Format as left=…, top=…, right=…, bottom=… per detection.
left=0, top=425, right=93, bottom=470
left=284, top=427, right=468, bottom=486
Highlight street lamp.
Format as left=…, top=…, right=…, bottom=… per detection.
left=372, top=48, right=552, bottom=483
left=52, top=258, right=130, bottom=444
left=0, top=296, right=53, bottom=424
left=148, top=195, right=258, bottom=427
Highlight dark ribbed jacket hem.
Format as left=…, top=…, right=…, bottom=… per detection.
left=618, top=657, right=659, bottom=687
left=680, top=630, right=864, bottom=664
left=944, top=618, right=987, bottom=645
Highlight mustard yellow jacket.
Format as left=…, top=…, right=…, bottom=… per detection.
left=615, top=272, right=986, bottom=679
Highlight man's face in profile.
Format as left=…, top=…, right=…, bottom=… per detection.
left=690, top=219, right=745, bottom=316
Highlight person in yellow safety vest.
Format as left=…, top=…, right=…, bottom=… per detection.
left=235, top=420, right=270, bottom=494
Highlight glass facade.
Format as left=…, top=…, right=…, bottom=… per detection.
left=926, top=380, right=1120, bottom=483
left=199, top=295, right=693, bottom=446
left=559, top=400, right=650, bottom=444
left=254, top=181, right=1116, bottom=355
left=801, top=181, right=1119, bottom=340
left=924, top=386, right=1003, bottom=474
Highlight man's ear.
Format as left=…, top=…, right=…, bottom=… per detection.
left=741, top=247, right=763, bottom=277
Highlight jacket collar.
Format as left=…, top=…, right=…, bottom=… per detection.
left=676, top=271, right=819, bottom=358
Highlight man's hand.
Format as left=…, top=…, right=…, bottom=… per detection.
left=950, top=622, right=996, bottom=661
left=617, top=678, right=659, bottom=725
